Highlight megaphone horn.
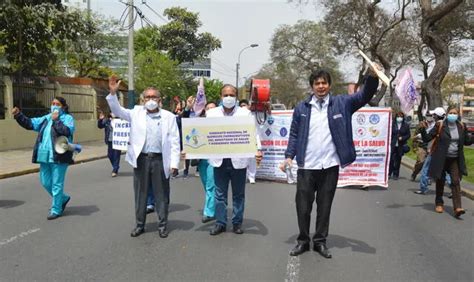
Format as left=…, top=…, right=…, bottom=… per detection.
left=54, top=136, right=82, bottom=154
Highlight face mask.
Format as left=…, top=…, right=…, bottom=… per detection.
left=396, top=117, right=403, bottom=123
left=51, top=105, right=61, bottom=114
left=426, top=116, right=434, bottom=122
left=222, top=96, right=236, bottom=109
left=144, top=100, right=159, bottom=111
left=447, top=114, right=458, bottom=123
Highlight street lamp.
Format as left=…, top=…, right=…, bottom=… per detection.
left=236, top=44, right=259, bottom=95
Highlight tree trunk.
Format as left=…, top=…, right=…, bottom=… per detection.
left=420, top=0, right=463, bottom=109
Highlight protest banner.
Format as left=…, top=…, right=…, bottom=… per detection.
left=181, top=116, right=257, bottom=159
left=337, top=108, right=392, bottom=188
left=111, top=119, right=130, bottom=151
left=255, top=108, right=392, bottom=187
left=255, top=110, right=297, bottom=182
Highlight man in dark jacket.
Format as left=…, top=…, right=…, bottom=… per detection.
left=280, top=66, right=380, bottom=258
left=97, top=112, right=121, bottom=177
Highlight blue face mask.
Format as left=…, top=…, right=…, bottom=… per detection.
left=447, top=114, right=458, bottom=123
left=51, top=105, right=61, bottom=114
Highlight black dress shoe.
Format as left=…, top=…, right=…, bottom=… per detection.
left=158, top=227, right=169, bottom=238
left=232, top=225, right=244, bottom=234
left=289, top=243, right=309, bottom=256
left=202, top=216, right=216, bottom=223
left=130, top=227, right=145, bottom=237
left=62, top=196, right=71, bottom=212
left=47, top=213, right=61, bottom=220
left=313, top=244, right=332, bottom=259
left=210, top=225, right=226, bottom=236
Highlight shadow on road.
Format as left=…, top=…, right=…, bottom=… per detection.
left=0, top=200, right=25, bottom=209
left=145, top=220, right=195, bottom=232
left=285, top=234, right=376, bottom=254
left=117, top=172, right=134, bottom=177
left=242, top=218, right=269, bottom=236
left=169, top=203, right=191, bottom=213
left=64, top=205, right=100, bottom=216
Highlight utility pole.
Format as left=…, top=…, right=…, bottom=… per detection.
left=127, top=0, right=135, bottom=109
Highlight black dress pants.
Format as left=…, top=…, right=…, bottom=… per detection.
left=296, top=166, right=339, bottom=245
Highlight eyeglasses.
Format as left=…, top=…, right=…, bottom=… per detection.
left=144, top=96, right=159, bottom=101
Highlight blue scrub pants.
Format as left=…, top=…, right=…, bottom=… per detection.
left=39, top=163, right=70, bottom=215
left=198, top=160, right=216, bottom=218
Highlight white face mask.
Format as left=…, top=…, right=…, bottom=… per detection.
left=222, top=96, right=236, bottom=109
left=144, top=100, right=159, bottom=111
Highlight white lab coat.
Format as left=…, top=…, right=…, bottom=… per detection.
left=205, top=105, right=261, bottom=169
left=106, top=94, right=180, bottom=179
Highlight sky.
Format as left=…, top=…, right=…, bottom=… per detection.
left=66, top=0, right=327, bottom=85
left=65, top=0, right=473, bottom=86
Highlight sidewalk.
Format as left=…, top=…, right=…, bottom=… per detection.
left=0, top=140, right=109, bottom=179
left=401, top=156, right=474, bottom=200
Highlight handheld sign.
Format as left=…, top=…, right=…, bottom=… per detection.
left=358, top=50, right=390, bottom=87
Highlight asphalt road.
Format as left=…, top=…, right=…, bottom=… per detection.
left=1, top=158, right=473, bottom=281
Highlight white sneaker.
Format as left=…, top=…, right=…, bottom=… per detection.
left=249, top=179, right=256, bottom=184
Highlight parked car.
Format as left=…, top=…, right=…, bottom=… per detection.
left=271, top=103, right=287, bottom=111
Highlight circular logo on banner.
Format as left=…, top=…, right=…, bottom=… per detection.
left=280, top=127, right=288, bottom=137
left=356, top=127, right=366, bottom=137
left=369, top=114, right=380, bottom=125
left=267, top=116, right=274, bottom=125
left=356, top=114, right=366, bottom=125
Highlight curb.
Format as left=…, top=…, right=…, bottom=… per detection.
left=401, top=159, right=474, bottom=201
left=0, top=155, right=108, bottom=180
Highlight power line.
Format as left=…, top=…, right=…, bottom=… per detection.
left=141, top=1, right=169, bottom=24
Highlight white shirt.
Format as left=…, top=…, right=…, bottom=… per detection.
left=303, top=94, right=340, bottom=170
left=142, top=111, right=162, bottom=153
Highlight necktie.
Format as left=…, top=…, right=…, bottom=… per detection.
left=317, top=98, right=325, bottom=110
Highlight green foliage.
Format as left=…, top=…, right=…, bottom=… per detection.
left=0, top=2, right=85, bottom=75
left=441, top=72, right=465, bottom=107
left=135, top=49, right=190, bottom=109
left=134, top=26, right=161, bottom=55
left=59, top=9, right=126, bottom=78
left=203, top=79, right=224, bottom=105
left=155, top=7, right=221, bottom=63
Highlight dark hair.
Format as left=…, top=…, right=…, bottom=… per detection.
left=396, top=111, right=405, bottom=118
left=309, top=70, right=332, bottom=87
left=239, top=99, right=249, bottom=106
left=220, top=84, right=237, bottom=95
left=54, top=97, right=69, bottom=114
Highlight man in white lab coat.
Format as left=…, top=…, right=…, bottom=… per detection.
left=107, top=77, right=180, bottom=238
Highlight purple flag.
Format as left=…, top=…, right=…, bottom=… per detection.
left=193, top=77, right=206, bottom=116
left=395, top=68, right=419, bottom=115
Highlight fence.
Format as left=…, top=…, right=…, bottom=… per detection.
left=1, top=75, right=129, bottom=120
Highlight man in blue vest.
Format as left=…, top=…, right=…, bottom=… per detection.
left=281, top=65, right=380, bottom=258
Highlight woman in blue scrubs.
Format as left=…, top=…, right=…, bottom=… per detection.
left=12, top=97, right=75, bottom=220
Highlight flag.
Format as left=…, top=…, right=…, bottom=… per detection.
left=193, top=77, right=207, bottom=116
left=395, top=68, right=419, bottom=115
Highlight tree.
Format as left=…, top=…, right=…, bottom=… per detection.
left=0, top=2, right=86, bottom=75
left=441, top=72, right=465, bottom=107
left=134, top=49, right=189, bottom=105
left=155, top=7, right=221, bottom=63
left=419, top=0, right=468, bottom=109
left=203, top=79, right=224, bottom=105
left=260, top=20, right=344, bottom=107
left=59, top=10, right=126, bottom=78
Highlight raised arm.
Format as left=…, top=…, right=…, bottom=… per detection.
left=106, top=76, right=132, bottom=122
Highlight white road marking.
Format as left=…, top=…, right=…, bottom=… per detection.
left=285, top=255, right=300, bottom=282
left=0, top=228, right=40, bottom=247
